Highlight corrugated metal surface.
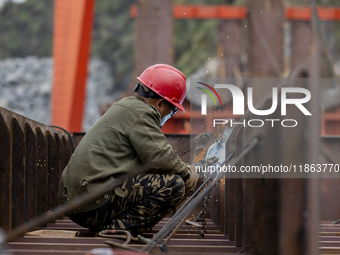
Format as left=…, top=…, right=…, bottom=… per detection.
left=0, top=107, right=73, bottom=233
left=6, top=218, right=340, bottom=254
left=3, top=104, right=340, bottom=254
left=5, top=217, right=243, bottom=255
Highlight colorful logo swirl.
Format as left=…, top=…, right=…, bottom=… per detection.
left=196, top=82, right=223, bottom=106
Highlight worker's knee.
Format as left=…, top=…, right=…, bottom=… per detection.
left=172, top=174, right=185, bottom=190
left=163, top=173, right=184, bottom=189
left=174, top=176, right=185, bottom=200
left=159, top=174, right=185, bottom=204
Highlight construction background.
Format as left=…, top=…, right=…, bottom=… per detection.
left=1, top=0, right=340, bottom=254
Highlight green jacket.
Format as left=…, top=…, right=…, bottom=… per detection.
left=58, top=95, right=189, bottom=212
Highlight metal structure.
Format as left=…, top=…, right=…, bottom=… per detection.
left=0, top=107, right=73, bottom=233
left=51, top=0, right=95, bottom=132
left=49, top=1, right=340, bottom=134
left=131, top=5, right=340, bottom=20
left=2, top=74, right=340, bottom=254
left=131, top=3, right=340, bottom=135
left=1, top=1, right=340, bottom=254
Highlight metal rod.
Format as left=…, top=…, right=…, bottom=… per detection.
left=307, top=1, right=321, bottom=255
left=143, top=137, right=259, bottom=253
left=142, top=154, right=233, bottom=252
left=144, top=176, right=222, bottom=253
left=161, top=210, right=192, bottom=248
left=146, top=164, right=221, bottom=243
left=48, top=125, right=75, bottom=152
left=160, top=154, right=235, bottom=247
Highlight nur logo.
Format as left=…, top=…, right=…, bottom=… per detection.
left=196, top=82, right=223, bottom=115
left=196, top=82, right=312, bottom=116
left=196, top=82, right=312, bottom=128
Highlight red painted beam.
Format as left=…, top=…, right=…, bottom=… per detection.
left=51, top=0, right=95, bottom=132
left=286, top=6, right=340, bottom=21
left=131, top=4, right=340, bottom=21
left=174, top=5, right=247, bottom=19
left=131, top=5, right=247, bottom=20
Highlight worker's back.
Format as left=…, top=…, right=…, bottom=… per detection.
left=58, top=95, right=161, bottom=212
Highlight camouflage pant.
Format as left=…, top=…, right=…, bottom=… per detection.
left=67, top=173, right=185, bottom=235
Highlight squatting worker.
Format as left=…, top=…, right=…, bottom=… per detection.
left=58, top=64, right=198, bottom=236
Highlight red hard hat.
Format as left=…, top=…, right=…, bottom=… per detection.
left=137, top=64, right=186, bottom=112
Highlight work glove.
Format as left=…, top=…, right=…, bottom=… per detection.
left=183, top=165, right=198, bottom=192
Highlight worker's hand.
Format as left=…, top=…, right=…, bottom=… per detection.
left=184, top=165, right=198, bottom=192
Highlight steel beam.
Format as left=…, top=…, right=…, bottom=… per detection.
left=0, top=108, right=73, bottom=232
left=0, top=113, right=11, bottom=232
left=51, top=0, right=95, bottom=132
left=306, top=12, right=321, bottom=254
left=218, top=20, right=243, bottom=79
left=133, top=0, right=173, bottom=94
left=47, top=131, right=58, bottom=214
left=131, top=5, right=340, bottom=21
left=25, top=124, right=38, bottom=222
left=278, top=78, right=308, bottom=255
left=11, top=119, right=25, bottom=229
left=36, top=128, right=48, bottom=220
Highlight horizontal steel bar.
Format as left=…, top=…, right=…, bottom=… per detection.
left=131, top=4, right=340, bottom=21
left=7, top=242, right=241, bottom=253
left=13, top=237, right=236, bottom=246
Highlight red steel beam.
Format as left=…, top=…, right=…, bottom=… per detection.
left=131, top=5, right=247, bottom=19
left=51, top=0, right=95, bottom=132
left=131, top=5, right=340, bottom=21
left=286, top=6, right=340, bottom=21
